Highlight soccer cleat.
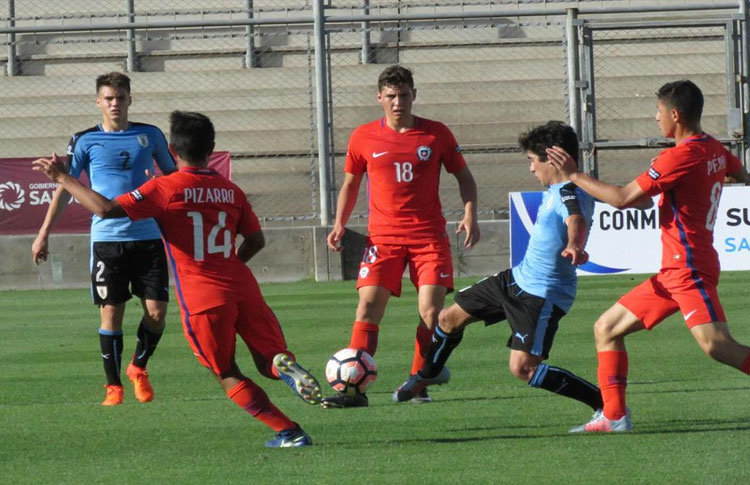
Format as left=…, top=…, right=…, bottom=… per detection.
left=102, top=384, right=124, bottom=406
left=126, top=362, right=154, bottom=403
left=272, top=353, right=323, bottom=405
left=408, top=387, right=432, bottom=404
left=264, top=425, right=313, bottom=448
left=321, top=393, right=369, bottom=409
left=392, top=367, right=451, bottom=403
left=569, top=408, right=633, bottom=433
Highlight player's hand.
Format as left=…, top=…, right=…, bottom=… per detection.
left=545, top=146, right=578, bottom=178
left=327, top=224, right=346, bottom=251
left=561, top=246, right=588, bottom=265
left=32, top=152, right=66, bottom=182
left=456, top=215, right=480, bottom=248
left=31, top=234, right=49, bottom=265
left=144, top=169, right=158, bottom=180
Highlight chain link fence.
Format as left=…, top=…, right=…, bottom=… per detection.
left=587, top=22, right=736, bottom=185
left=1, top=0, right=746, bottom=227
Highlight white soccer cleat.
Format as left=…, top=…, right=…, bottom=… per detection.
left=569, top=408, right=633, bottom=433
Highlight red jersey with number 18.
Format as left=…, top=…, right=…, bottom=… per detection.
left=345, top=117, right=467, bottom=244
left=116, top=167, right=261, bottom=315
left=635, top=134, right=742, bottom=284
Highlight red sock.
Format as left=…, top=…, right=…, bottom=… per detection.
left=741, top=352, right=750, bottom=375
left=410, top=324, right=433, bottom=375
left=227, top=379, right=295, bottom=432
left=597, top=350, right=628, bottom=420
left=349, top=321, right=379, bottom=357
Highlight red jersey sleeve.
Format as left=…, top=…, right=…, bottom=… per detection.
left=437, top=123, right=467, bottom=173
left=635, top=147, right=694, bottom=196
left=344, top=128, right=367, bottom=175
left=237, top=193, right=262, bottom=236
left=115, top=178, right=171, bottom=220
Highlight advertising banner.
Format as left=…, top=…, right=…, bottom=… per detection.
left=0, top=152, right=232, bottom=235
left=510, top=185, right=750, bottom=275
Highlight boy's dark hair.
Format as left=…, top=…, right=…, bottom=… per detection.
left=169, top=111, right=215, bottom=165
left=518, top=121, right=579, bottom=166
left=377, top=65, right=415, bottom=92
left=656, top=80, right=703, bottom=125
left=96, top=72, right=131, bottom=94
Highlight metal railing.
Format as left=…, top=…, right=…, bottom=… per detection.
left=0, top=0, right=746, bottom=226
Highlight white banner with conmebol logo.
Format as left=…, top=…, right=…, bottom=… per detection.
left=510, top=185, right=750, bottom=275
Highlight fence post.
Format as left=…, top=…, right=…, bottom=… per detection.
left=6, top=0, right=16, bottom=76
left=740, top=0, right=750, bottom=168
left=313, top=0, right=332, bottom=226
left=126, top=0, right=137, bottom=72
left=565, top=8, right=580, bottom=136
left=579, top=21, right=598, bottom=178
left=245, top=0, right=258, bottom=68
left=361, top=0, right=372, bottom=64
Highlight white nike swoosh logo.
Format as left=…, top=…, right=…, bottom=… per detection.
left=683, top=310, right=698, bottom=321
left=439, top=273, right=450, bottom=278
left=372, top=151, right=388, bottom=158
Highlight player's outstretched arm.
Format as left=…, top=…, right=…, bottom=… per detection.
left=327, top=172, right=362, bottom=251
left=561, top=214, right=589, bottom=265
left=237, top=230, right=265, bottom=263
left=546, top=146, right=648, bottom=209
left=32, top=157, right=127, bottom=219
left=32, top=170, right=73, bottom=265
left=453, top=166, right=480, bottom=248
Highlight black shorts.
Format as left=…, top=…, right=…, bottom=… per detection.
left=454, top=268, right=565, bottom=359
left=91, top=240, right=169, bottom=306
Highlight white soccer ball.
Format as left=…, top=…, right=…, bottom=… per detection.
left=325, top=348, right=378, bottom=395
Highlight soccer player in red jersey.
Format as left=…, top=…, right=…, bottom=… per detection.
left=322, top=65, right=480, bottom=408
left=34, top=111, right=322, bottom=448
left=546, top=80, right=750, bottom=432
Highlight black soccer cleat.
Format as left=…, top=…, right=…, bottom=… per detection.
left=321, top=393, right=369, bottom=409
left=392, top=367, right=450, bottom=403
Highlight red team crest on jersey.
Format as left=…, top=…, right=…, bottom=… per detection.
left=416, top=145, right=432, bottom=161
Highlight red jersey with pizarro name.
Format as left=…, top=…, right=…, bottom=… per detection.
left=117, top=167, right=261, bottom=314
left=635, top=134, right=742, bottom=284
left=344, top=116, right=466, bottom=244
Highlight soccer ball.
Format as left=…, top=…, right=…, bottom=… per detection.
left=325, top=348, right=377, bottom=395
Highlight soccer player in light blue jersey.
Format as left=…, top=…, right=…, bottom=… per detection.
left=394, top=121, right=603, bottom=418
left=32, top=72, right=176, bottom=406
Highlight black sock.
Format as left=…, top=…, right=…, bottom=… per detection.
left=99, top=330, right=123, bottom=386
left=420, top=327, right=463, bottom=379
left=132, top=318, right=164, bottom=369
left=528, top=363, right=603, bottom=411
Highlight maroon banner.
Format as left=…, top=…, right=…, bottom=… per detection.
left=0, top=152, right=232, bottom=235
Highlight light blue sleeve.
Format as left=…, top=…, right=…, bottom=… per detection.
left=152, top=128, right=176, bottom=174
left=68, top=135, right=89, bottom=180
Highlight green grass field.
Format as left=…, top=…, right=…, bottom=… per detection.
left=2, top=273, right=750, bottom=484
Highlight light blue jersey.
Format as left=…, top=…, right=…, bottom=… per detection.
left=511, top=182, right=594, bottom=312
left=67, top=122, right=176, bottom=241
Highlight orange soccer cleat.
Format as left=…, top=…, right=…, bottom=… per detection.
left=102, top=385, right=124, bottom=406
left=126, top=363, right=154, bottom=403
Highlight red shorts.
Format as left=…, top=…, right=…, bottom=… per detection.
left=356, top=238, right=453, bottom=297
left=618, top=268, right=726, bottom=329
left=180, top=282, right=291, bottom=378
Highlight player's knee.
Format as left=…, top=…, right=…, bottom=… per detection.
left=593, top=316, right=616, bottom=343
left=419, top=306, right=440, bottom=327
left=438, top=307, right=462, bottom=333
left=508, top=358, right=536, bottom=382
left=145, top=308, right=167, bottom=327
